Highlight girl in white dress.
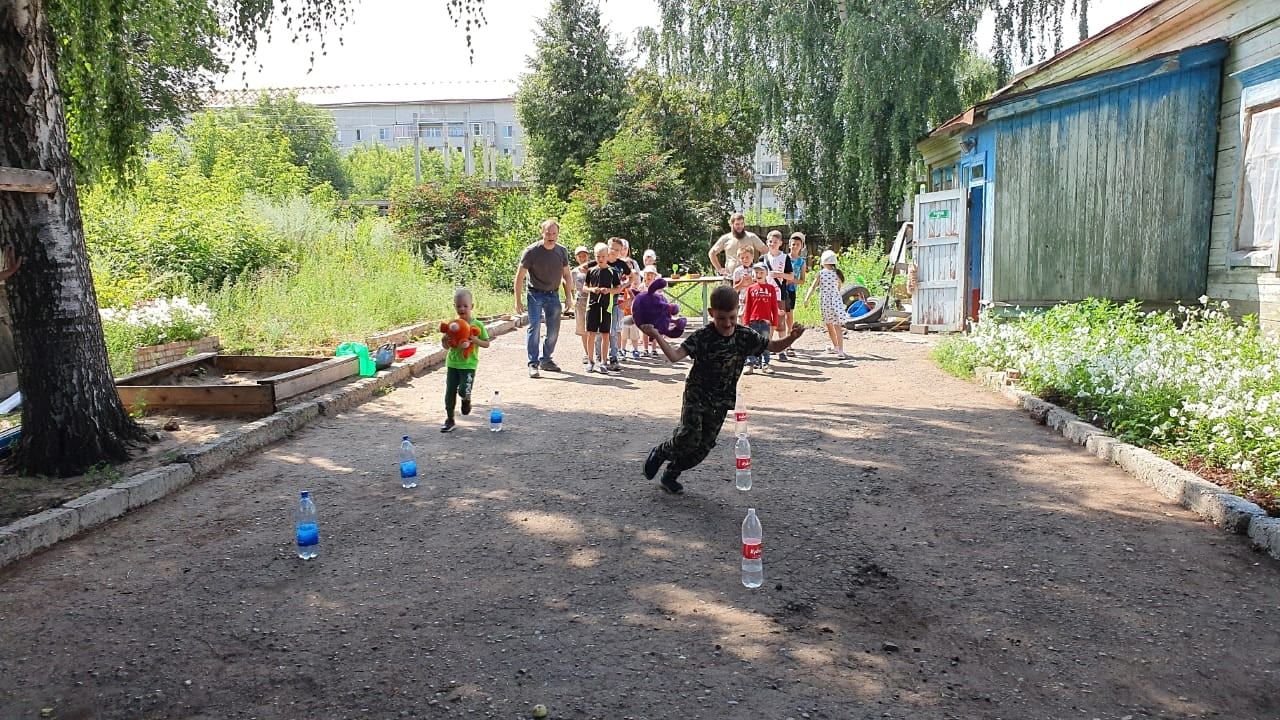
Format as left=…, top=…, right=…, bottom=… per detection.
left=802, top=249, right=848, bottom=359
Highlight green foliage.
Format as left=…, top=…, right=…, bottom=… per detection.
left=743, top=209, right=787, bottom=227
left=955, top=48, right=1001, bottom=109
left=792, top=244, right=901, bottom=327
left=201, top=204, right=506, bottom=353
left=344, top=144, right=424, bottom=199
left=516, top=0, right=630, bottom=197
left=242, top=93, right=349, bottom=193
left=937, top=299, right=1280, bottom=510
left=623, top=69, right=759, bottom=204
left=573, top=129, right=713, bottom=269
left=389, top=175, right=500, bottom=252
left=651, top=0, right=1086, bottom=239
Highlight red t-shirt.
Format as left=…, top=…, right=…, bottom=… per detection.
left=743, top=282, right=779, bottom=326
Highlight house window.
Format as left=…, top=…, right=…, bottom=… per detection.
left=502, top=148, right=510, bottom=156
left=504, top=124, right=514, bottom=138
left=1235, top=102, right=1280, bottom=253
left=378, top=127, right=388, bottom=141
left=422, top=126, right=442, bottom=138
left=471, top=122, right=483, bottom=136
left=448, top=125, right=464, bottom=137
left=355, top=128, right=362, bottom=141
left=335, top=130, right=343, bottom=144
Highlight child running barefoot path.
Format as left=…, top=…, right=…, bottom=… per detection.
left=440, top=288, right=492, bottom=432
left=639, top=285, right=805, bottom=495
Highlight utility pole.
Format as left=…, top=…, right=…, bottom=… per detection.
left=413, top=122, right=422, bottom=186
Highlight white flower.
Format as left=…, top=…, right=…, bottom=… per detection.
left=1198, top=295, right=1209, bottom=305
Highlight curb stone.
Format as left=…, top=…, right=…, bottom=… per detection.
left=0, top=316, right=526, bottom=571
left=974, top=368, right=1278, bottom=560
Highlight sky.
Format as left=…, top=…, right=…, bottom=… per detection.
left=219, top=0, right=1159, bottom=90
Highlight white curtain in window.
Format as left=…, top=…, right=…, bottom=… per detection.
left=1240, top=106, right=1280, bottom=251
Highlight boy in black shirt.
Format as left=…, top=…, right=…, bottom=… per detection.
left=585, top=243, right=622, bottom=374
left=639, top=285, right=805, bottom=494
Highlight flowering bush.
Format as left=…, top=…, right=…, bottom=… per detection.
left=100, top=297, right=215, bottom=375
left=934, top=298, right=1280, bottom=511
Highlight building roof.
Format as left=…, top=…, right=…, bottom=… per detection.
left=207, top=80, right=518, bottom=108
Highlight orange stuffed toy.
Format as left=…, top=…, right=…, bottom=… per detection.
left=440, top=318, right=482, bottom=359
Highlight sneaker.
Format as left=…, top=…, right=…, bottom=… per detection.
left=606, top=361, right=622, bottom=372
left=744, top=365, right=754, bottom=375
left=586, top=362, right=596, bottom=374
left=540, top=360, right=562, bottom=373
left=777, top=351, right=788, bottom=361
left=461, top=395, right=471, bottom=416
left=761, top=364, right=774, bottom=375
left=582, top=355, right=590, bottom=365
left=440, top=418, right=456, bottom=433
left=595, top=363, right=611, bottom=375
left=836, top=350, right=849, bottom=360
left=528, top=364, right=540, bottom=378
left=644, top=447, right=666, bottom=480
left=659, top=470, right=684, bottom=495
left=631, top=350, right=641, bottom=359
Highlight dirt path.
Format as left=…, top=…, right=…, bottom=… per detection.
left=1, top=323, right=1277, bottom=720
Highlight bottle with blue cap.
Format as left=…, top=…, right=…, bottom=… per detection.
left=399, top=435, right=418, bottom=488
left=295, top=491, right=319, bottom=560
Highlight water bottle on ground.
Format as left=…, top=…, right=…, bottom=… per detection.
left=490, top=390, right=504, bottom=432
left=295, top=491, right=319, bottom=560
left=735, top=433, right=752, bottom=491
left=741, top=508, right=763, bottom=588
left=399, top=435, right=418, bottom=489
left=734, top=397, right=748, bottom=436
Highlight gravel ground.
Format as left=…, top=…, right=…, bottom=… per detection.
left=0, top=322, right=1277, bottom=720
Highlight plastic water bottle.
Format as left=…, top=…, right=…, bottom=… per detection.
left=734, top=397, right=748, bottom=436
left=295, top=491, right=319, bottom=560
left=741, top=508, right=762, bottom=588
left=735, top=434, right=752, bottom=491
left=490, top=390, right=504, bottom=432
left=399, top=435, right=418, bottom=489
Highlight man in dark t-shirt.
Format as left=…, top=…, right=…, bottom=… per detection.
left=638, top=285, right=805, bottom=495
left=514, top=220, right=573, bottom=378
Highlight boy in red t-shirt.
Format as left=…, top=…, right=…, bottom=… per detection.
left=742, top=262, right=780, bottom=375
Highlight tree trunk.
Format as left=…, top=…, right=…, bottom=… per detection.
left=0, top=0, right=147, bottom=476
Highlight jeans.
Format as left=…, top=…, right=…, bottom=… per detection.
left=748, top=320, right=772, bottom=367
left=525, top=291, right=562, bottom=366
left=608, top=305, right=622, bottom=361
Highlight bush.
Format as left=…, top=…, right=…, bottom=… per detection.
left=792, top=244, right=901, bottom=326
left=934, top=299, right=1280, bottom=511
left=573, top=129, right=714, bottom=270
left=390, top=175, right=499, bottom=252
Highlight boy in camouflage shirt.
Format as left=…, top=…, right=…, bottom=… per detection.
left=638, top=285, right=805, bottom=495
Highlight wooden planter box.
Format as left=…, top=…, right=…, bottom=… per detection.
left=115, top=352, right=358, bottom=416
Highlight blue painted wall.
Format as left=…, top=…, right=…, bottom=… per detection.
left=987, top=42, right=1227, bottom=304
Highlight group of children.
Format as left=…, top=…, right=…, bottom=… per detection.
left=571, top=236, right=660, bottom=374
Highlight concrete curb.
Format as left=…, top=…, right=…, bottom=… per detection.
left=0, top=315, right=527, bottom=572
left=974, top=368, right=1278, bottom=560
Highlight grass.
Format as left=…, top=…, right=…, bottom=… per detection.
left=200, top=215, right=508, bottom=354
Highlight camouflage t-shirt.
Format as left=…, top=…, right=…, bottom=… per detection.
left=679, top=324, right=769, bottom=411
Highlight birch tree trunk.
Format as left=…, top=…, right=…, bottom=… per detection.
left=0, top=0, right=147, bottom=476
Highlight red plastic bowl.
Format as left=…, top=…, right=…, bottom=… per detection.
left=395, top=347, right=417, bottom=360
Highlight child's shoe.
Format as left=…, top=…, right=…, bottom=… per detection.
left=777, top=351, right=788, bottom=361
left=744, top=365, right=754, bottom=375
left=586, top=362, right=596, bottom=374
left=631, top=350, right=641, bottom=359
left=606, top=360, right=622, bottom=373
left=440, top=418, right=456, bottom=433
left=461, top=395, right=472, bottom=415
left=644, top=446, right=666, bottom=480
left=761, top=364, right=774, bottom=375
left=658, top=469, right=684, bottom=495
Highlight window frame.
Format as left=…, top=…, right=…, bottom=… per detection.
left=1232, top=98, right=1280, bottom=265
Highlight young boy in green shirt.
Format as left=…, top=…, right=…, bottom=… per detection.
left=441, top=288, right=491, bottom=433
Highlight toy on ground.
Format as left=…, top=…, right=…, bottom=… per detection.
left=630, top=277, right=687, bottom=339
left=440, top=317, right=482, bottom=358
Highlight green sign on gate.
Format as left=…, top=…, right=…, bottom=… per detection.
left=928, top=209, right=950, bottom=219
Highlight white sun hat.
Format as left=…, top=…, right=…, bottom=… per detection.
left=820, top=250, right=838, bottom=265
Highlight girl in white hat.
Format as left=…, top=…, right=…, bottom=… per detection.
left=802, top=249, right=849, bottom=359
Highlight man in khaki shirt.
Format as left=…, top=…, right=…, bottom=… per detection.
left=708, top=212, right=767, bottom=277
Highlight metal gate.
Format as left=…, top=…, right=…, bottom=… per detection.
left=912, top=189, right=967, bottom=332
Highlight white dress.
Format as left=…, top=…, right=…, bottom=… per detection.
left=818, top=268, right=844, bottom=325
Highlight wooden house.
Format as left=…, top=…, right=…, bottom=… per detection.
left=915, top=0, right=1280, bottom=333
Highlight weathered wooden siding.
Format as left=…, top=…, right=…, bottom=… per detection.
left=991, top=50, right=1224, bottom=304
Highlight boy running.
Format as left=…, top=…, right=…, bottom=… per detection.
left=441, top=288, right=492, bottom=433
left=639, top=285, right=805, bottom=495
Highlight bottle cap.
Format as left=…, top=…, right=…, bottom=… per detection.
left=402, top=435, right=410, bottom=441
left=301, top=491, right=310, bottom=498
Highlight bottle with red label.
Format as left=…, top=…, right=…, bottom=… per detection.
left=734, top=433, right=752, bottom=491
left=734, top=397, right=748, bottom=437
left=741, top=508, right=762, bottom=588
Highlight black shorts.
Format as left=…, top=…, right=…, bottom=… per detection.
left=586, top=304, right=612, bottom=333
left=783, top=290, right=797, bottom=312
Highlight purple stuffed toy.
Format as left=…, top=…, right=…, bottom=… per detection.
left=631, top=277, right=687, bottom=339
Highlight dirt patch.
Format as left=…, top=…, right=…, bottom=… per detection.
left=0, top=326, right=1277, bottom=720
